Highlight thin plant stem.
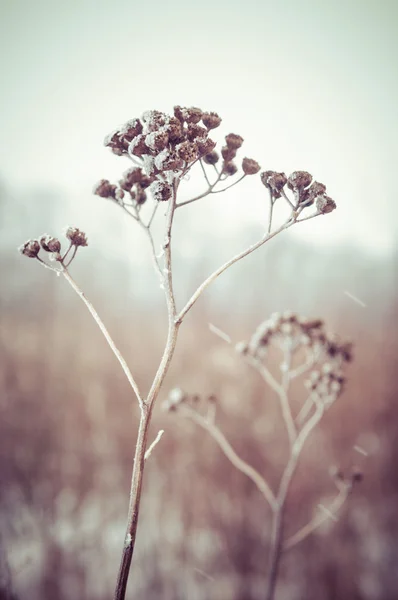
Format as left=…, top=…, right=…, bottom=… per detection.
left=113, top=182, right=180, bottom=600
left=265, top=402, right=324, bottom=600
left=61, top=267, right=144, bottom=409
left=296, top=211, right=321, bottom=223
left=176, top=218, right=294, bottom=323
left=248, top=356, right=296, bottom=448
left=199, top=158, right=212, bottom=187
left=176, top=169, right=222, bottom=207
left=283, top=483, right=352, bottom=551
left=181, top=405, right=277, bottom=511
left=210, top=174, right=246, bottom=194
left=296, top=395, right=314, bottom=426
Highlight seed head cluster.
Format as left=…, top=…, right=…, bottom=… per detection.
left=163, top=388, right=216, bottom=413
left=19, top=228, right=88, bottom=265
left=237, top=312, right=352, bottom=405
left=261, top=170, right=336, bottom=214
left=94, top=106, right=261, bottom=207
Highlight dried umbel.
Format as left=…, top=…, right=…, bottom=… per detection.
left=19, top=227, right=88, bottom=269
left=261, top=169, right=336, bottom=215
left=241, top=311, right=352, bottom=406
left=95, top=106, right=266, bottom=209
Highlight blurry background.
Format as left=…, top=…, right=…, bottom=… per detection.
left=0, top=0, right=397, bottom=599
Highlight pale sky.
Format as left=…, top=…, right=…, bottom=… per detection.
left=0, top=0, right=397, bottom=255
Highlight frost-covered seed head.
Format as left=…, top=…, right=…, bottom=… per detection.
left=287, top=171, right=312, bottom=190
left=176, top=141, right=198, bottom=163
left=40, top=235, right=61, bottom=253
left=150, top=181, right=173, bottom=202
left=260, top=171, right=287, bottom=198
left=145, top=130, right=169, bottom=152
left=202, top=112, right=222, bottom=130
left=165, top=116, right=183, bottom=140
left=65, top=227, right=88, bottom=247
left=187, top=123, right=207, bottom=141
left=19, top=239, right=40, bottom=258
left=119, top=118, right=143, bottom=139
left=197, top=138, right=216, bottom=157
left=128, top=134, right=150, bottom=157
left=316, top=195, right=336, bottom=214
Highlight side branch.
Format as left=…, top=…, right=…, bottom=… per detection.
left=176, top=219, right=293, bottom=322
left=181, top=406, right=277, bottom=511
left=62, top=267, right=144, bottom=408
left=283, top=483, right=352, bottom=551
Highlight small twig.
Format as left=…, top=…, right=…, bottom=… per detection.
left=278, top=346, right=297, bottom=447
left=296, top=211, right=321, bottom=223
left=267, top=193, right=274, bottom=235
left=296, top=396, right=315, bottom=426
left=144, top=429, right=164, bottom=460
left=64, top=245, right=78, bottom=268
left=210, top=174, right=246, bottom=194
left=199, top=158, right=212, bottom=187
left=146, top=201, right=159, bottom=229
left=281, top=189, right=295, bottom=210
left=176, top=169, right=223, bottom=207
left=208, top=322, right=232, bottom=344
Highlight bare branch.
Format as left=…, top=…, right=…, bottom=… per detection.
left=176, top=218, right=294, bottom=323
left=144, top=429, right=164, bottom=461
left=283, top=484, right=352, bottom=551
left=61, top=267, right=144, bottom=409
left=181, top=405, right=277, bottom=511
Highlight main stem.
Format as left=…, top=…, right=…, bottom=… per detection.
left=113, top=184, right=180, bottom=600
left=265, top=404, right=323, bottom=600
left=265, top=453, right=297, bottom=600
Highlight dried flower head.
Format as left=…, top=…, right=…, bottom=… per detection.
left=287, top=171, right=313, bottom=191
left=202, top=112, right=222, bottom=130
left=40, top=235, right=61, bottom=253
left=316, top=195, right=336, bottom=214
left=222, top=161, right=238, bottom=176
left=196, top=138, right=216, bottom=157
left=242, top=157, right=261, bottom=175
left=203, top=150, right=220, bottom=165
left=19, top=239, right=40, bottom=258
left=93, top=179, right=118, bottom=199
left=225, top=133, right=244, bottom=149
left=150, top=181, right=173, bottom=202
left=176, top=140, right=198, bottom=163
left=260, top=171, right=288, bottom=199
left=221, top=146, right=237, bottom=161
left=65, top=227, right=88, bottom=247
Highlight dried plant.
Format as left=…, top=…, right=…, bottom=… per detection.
left=20, top=106, right=338, bottom=599
left=165, top=312, right=362, bottom=600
